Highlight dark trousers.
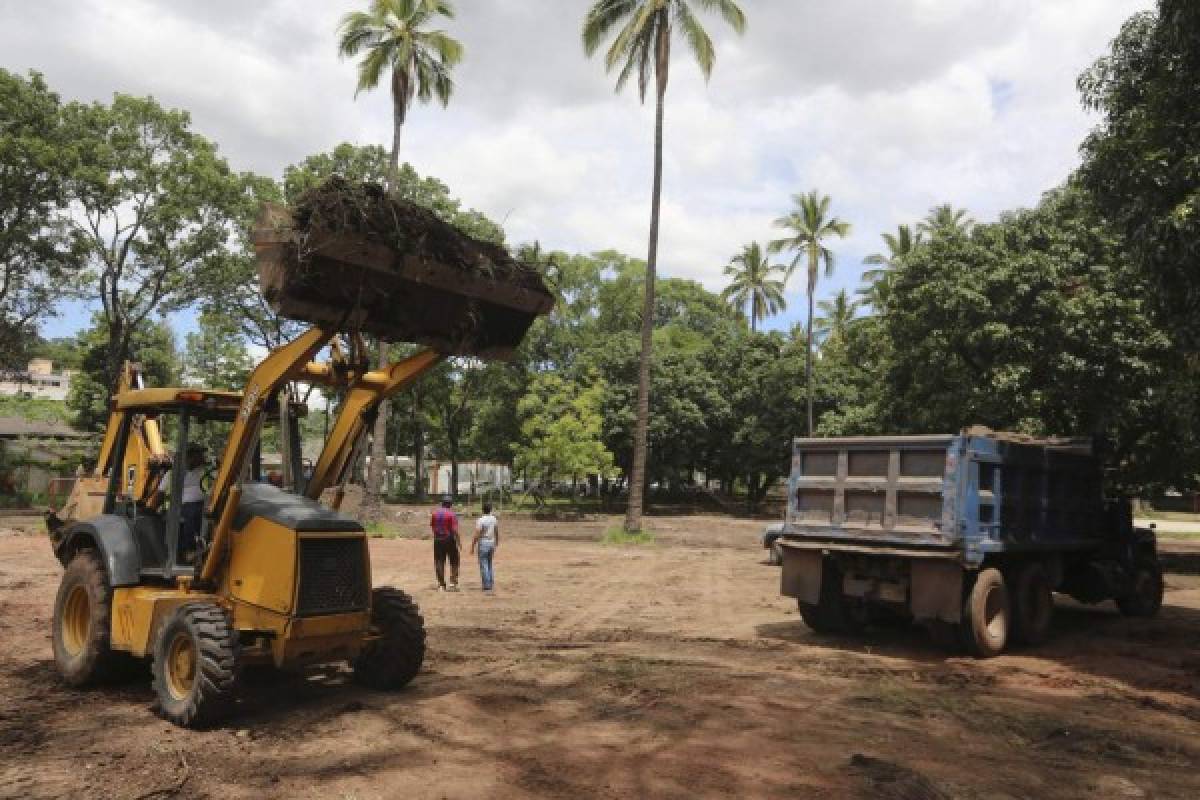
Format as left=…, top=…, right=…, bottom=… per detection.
left=180, top=502, right=203, bottom=558
left=434, top=537, right=460, bottom=587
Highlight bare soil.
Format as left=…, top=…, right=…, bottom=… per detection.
left=2, top=512, right=1200, bottom=799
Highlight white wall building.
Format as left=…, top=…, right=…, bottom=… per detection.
left=0, top=359, right=76, bottom=401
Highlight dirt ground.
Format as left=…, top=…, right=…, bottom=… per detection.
left=2, top=511, right=1200, bottom=799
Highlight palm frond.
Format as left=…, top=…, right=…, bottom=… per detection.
left=674, top=2, right=716, bottom=79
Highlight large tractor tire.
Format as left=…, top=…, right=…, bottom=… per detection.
left=152, top=604, right=241, bottom=728
left=1116, top=558, right=1164, bottom=618
left=353, top=588, right=426, bottom=690
left=1011, top=562, right=1054, bottom=646
left=52, top=550, right=122, bottom=686
left=961, top=568, right=1010, bottom=658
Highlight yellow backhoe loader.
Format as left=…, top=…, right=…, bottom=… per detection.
left=45, top=188, right=553, bottom=727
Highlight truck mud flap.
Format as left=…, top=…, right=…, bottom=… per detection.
left=780, top=547, right=823, bottom=605
left=911, top=560, right=963, bottom=624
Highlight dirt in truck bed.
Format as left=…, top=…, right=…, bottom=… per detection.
left=2, top=512, right=1200, bottom=799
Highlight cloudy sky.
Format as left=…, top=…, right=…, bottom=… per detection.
left=2, top=0, right=1149, bottom=339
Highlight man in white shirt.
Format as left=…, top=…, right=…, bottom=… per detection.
left=470, top=503, right=500, bottom=591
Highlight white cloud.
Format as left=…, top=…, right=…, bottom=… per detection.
left=3, top=0, right=1152, bottom=339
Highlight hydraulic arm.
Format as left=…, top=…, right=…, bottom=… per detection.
left=305, top=348, right=444, bottom=503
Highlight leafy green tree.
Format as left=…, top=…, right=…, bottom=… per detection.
left=881, top=187, right=1187, bottom=490
left=183, top=310, right=252, bottom=390
left=31, top=337, right=84, bottom=371
left=0, top=69, right=81, bottom=368
left=859, top=224, right=922, bottom=311
left=281, top=143, right=503, bottom=242
left=919, top=204, right=974, bottom=237
left=68, top=315, right=178, bottom=431
left=1078, top=0, right=1200, bottom=354
left=337, top=0, right=463, bottom=178
left=513, top=372, right=617, bottom=489
left=583, top=0, right=746, bottom=533
left=61, top=93, right=248, bottom=406
left=770, top=190, right=851, bottom=435
left=721, top=242, right=787, bottom=332
left=814, top=289, right=858, bottom=347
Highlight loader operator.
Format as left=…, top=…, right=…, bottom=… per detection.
left=431, top=495, right=461, bottom=591
left=158, top=442, right=208, bottom=562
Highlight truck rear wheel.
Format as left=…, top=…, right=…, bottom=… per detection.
left=962, top=568, right=1009, bottom=657
left=52, top=550, right=121, bottom=686
left=1116, top=559, right=1163, bottom=617
left=353, top=588, right=426, bottom=689
left=798, top=560, right=862, bottom=635
left=1011, top=563, right=1054, bottom=646
left=152, top=604, right=241, bottom=728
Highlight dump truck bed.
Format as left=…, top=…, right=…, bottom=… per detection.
left=783, top=429, right=1111, bottom=566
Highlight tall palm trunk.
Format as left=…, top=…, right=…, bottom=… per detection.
left=805, top=257, right=816, bottom=436
left=363, top=68, right=411, bottom=519
left=625, top=20, right=670, bottom=534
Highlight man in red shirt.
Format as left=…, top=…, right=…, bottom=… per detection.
left=431, top=495, right=461, bottom=591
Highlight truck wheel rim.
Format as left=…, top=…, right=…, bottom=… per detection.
left=166, top=633, right=197, bottom=700
left=62, top=586, right=90, bottom=656
left=984, top=586, right=1006, bottom=640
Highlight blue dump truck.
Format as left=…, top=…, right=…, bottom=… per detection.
left=778, top=428, right=1163, bottom=656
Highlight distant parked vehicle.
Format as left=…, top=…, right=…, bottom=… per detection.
left=761, top=522, right=785, bottom=565
left=778, top=428, right=1163, bottom=657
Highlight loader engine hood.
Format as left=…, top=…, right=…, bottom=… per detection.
left=233, top=483, right=364, bottom=533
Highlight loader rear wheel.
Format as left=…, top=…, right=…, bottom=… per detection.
left=1011, top=563, right=1054, bottom=646
left=961, top=568, right=1009, bottom=658
left=353, top=588, right=426, bottom=690
left=53, top=550, right=120, bottom=686
left=152, top=604, right=240, bottom=728
left=1116, top=558, right=1163, bottom=618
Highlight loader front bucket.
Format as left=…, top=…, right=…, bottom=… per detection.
left=252, top=179, right=554, bottom=360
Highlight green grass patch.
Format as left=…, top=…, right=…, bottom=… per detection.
left=364, top=521, right=403, bottom=539
left=601, top=525, right=656, bottom=546
left=0, top=395, right=72, bottom=424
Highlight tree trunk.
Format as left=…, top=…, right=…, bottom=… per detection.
left=412, top=386, right=426, bottom=500
left=362, top=339, right=389, bottom=521
left=805, top=262, right=816, bottom=437
left=625, top=22, right=671, bottom=535
left=389, top=67, right=409, bottom=183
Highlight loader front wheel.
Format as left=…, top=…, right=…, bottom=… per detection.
left=53, top=550, right=120, bottom=686
left=353, top=588, right=426, bottom=690
left=152, top=604, right=240, bottom=728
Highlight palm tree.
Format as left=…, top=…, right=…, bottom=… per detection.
left=919, top=204, right=974, bottom=237
left=583, top=0, right=746, bottom=533
left=721, top=242, right=787, bottom=332
left=858, top=224, right=923, bottom=311
left=769, top=190, right=851, bottom=436
left=337, top=0, right=463, bottom=180
left=814, top=289, right=859, bottom=345
left=337, top=0, right=463, bottom=515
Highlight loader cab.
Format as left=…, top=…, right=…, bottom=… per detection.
left=98, top=388, right=307, bottom=582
